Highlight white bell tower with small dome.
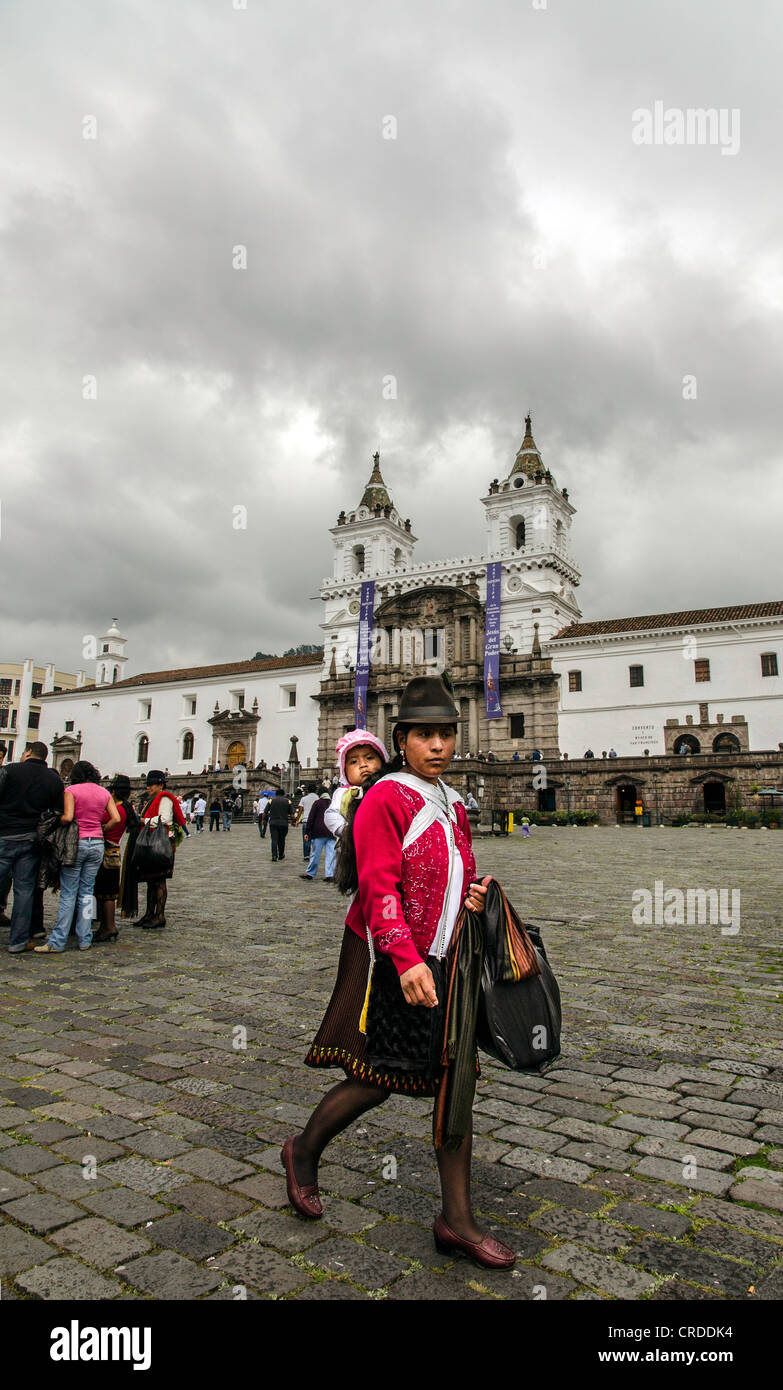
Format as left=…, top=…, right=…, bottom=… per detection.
left=95, top=619, right=128, bottom=686
left=480, top=415, right=582, bottom=649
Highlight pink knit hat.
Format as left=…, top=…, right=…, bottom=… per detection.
left=335, top=729, right=389, bottom=786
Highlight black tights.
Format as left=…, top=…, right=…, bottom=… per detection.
left=291, top=1077, right=484, bottom=1243
left=146, top=880, right=167, bottom=922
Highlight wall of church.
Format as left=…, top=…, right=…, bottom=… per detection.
left=38, top=664, right=322, bottom=777
left=550, top=625, right=783, bottom=756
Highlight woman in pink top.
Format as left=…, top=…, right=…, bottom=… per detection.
left=36, top=761, right=120, bottom=954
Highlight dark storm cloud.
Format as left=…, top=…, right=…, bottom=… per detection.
left=1, top=0, right=781, bottom=675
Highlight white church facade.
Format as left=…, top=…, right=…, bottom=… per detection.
left=37, top=417, right=782, bottom=775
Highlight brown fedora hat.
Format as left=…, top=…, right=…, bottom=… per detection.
left=395, top=676, right=461, bottom=726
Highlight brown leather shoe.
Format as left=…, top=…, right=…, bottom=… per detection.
left=433, top=1213, right=515, bottom=1269
left=280, top=1137, right=322, bottom=1219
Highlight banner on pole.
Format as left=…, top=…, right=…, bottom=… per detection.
left=483, top=562, right=503, bottom=720
left=354, top=580, right=375, bottom=728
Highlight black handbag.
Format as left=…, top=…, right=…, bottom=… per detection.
left=131, top=816, right=174, bottom=876
left=476, top=881, right=561, bottom=1073
left=365, top=952, right=447, bottom=1079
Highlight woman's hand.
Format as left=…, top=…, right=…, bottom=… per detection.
left=464, top=875, right=492, bottom=914
left=399, top=962, right=438, bottom=1008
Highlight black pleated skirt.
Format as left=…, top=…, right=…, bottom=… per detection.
left=304, top=926, right=439, bottom=1097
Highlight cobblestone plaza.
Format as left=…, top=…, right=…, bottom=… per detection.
left=1, top=825, right=781, bottom=1302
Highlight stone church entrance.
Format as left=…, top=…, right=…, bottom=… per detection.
left=226, top=741, right=247, bottom=770
left=703, top=781, right=726, bottom=815
left=616, top=783, right=637, bottom=824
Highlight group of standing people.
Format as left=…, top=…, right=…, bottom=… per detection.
left=0, top=746, right=186, bottom=952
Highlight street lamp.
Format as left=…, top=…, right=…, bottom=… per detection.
left=652, top=773, right=660, bottom=826
left=565, top=774, right=571, bottom=825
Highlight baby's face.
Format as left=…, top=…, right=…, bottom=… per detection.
left=344, top=746, right=383, bottom=786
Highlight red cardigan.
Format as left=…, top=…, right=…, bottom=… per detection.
left=346, top=774, right=476, bottom=977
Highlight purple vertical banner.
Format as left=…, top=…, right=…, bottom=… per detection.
left=354, top=580, right=375, bottom=729
left=483, top=562, right=503, bottom=719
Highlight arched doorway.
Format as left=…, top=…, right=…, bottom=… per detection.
left=226, top=741, right=247, bottom=770
left=713, top=733, right=740, bottom=754
left=616, top=784, right=637, bottom=824
left=703, top=781, right=726, bottom=815
left=137, top=735, right=149, bottom=764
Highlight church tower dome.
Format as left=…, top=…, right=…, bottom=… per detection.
left=95, top=618, right=128, bottom=687
left=330, top=451, right=417, bottom=581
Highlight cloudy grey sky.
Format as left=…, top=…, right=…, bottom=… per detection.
left=2, top=0, right=781, bottom=676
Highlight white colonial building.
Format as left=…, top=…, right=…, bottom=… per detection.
left=548, top=605, right=783, bottom=757
left=38, top=620, right=322, bottom=780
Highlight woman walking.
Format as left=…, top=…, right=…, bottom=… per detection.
left=92, top=774, right=136, bottom=943
left=134, top=770, right=187, bottom=931
left=35, top=761, right=120, bottom=953
left=283, top=676, right=515, bottom=1270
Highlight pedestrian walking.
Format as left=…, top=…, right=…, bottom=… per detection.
left=294, top=784, right=319, bottom=859
left=282, top=675, right=513, bottom=1271
left=299, top=788, right=337, bottom=882
left=221, top=795, right=233, bottom=832
left=0, top=741, right=64, bottom=953
left=133, top=770, right=188, bottom=931
left=256, top=792, right=270, bottom=838
left=35, top=760, right=120, bottom=954
left=93, top=774, right=137, bottom=943
left=193, top=794, right=206, bottom=832
left=268, top=790, right=291, bottom=862
left=209, top=795, right=221, bottom=831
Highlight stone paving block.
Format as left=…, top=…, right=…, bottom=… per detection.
left=0, top=1169, right=35, bottom=1201
left=1, top=1191, right=85, bottom=1231
left=550, top=1116, right=638, bottom=1149
left=0, top=1108, right=35, bottom=1129
left=691, top=1196, right=783, bottom=1238
left=305, top=1234, right=409, bottom=1290
left=0, top=1144, right=62, bottom=1175
left=755, top=1268, right=783, bottom=1300
left=754, top=1125, right=783, bottom=1145
left=52, top=1137, right=127, bottom=1164
left=527, top=1095, right=614, bottom=1125
left=690, top=1223, right=781, bottom=1268
left=229, top=1207, right=326, bottom=1251
left=632, top=1137, right=735, bottom=1171
left=490, top=1124, right=568, bottom=1152
left=355, top=1183, right=437, bottom=1225
left=15, top=1255, right=123, bottom=1300
left=729, top=1179, right=783, bottom=1212
left=651, top=1279, right=724, bottom=1301
left=35, top=1103, right=101, bottom=1124
left=228, top=1172, right=290, bottom=1208
left=51, top=1217, right=151, bottom=1267
left=146, top=1212, right=236, bottom=1259
left=684, top=1128, right=762, bottom=1156
left=515, top=1177, right=607, bottom=1211
left=455, top=1259, right=577, bottom=1300
left=611, top=1113, right=691, bottom=1140
left=627, top=1237, right=757, bottom=1297
left=679, top=1094, right=759, bottom=1121
left=364, top=1219, right=460, bottom=1269
left=149, top=1113, right=207, bottom=1138
left=3, top=1086, right=59, bottom=1109
left=120, top=1249, right=222, bottom=1299
left=122, top=1131, right=195, bottom=1161
left=0, top=1222, right=57, bottom=1274
left=679, top=1110, right=756, bottom=1138
left=609, top=1201, right=692, bottom=1237
left=168, top=1181, right=253, bottom=1223
left=170, top=1148, right=256, bottom=1183
left=613, top=1096, right=687, bottom=1120
left=79, top=1187, right=173, bottom=1227
left=557, top=1141, right=633, bottom=1172
left=500, top=1147, right=594, bottom=1183
left=542, top=1242, right=656, bottom=1297
left=385, top=1269, right=489, bottom=1299
left=633, top=1157, right=734, bottom=1196
left=100, top=1156, right=194, bottom=1196
left=214, top=1243, right=311, bottom=1296
left=35, top=1162, right=112, bottom=1198
left=15, top=1121, right=81, bottom=1144
left=756, top=1109, right=783, bottom=1126
left=75, top=1116, right=143, bottom=1141
left=529, top=1207, right=632, bottom=1254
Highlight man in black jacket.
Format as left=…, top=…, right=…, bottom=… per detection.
left=0, top=742, right=64, bottom=953
left=268, top=792, right=291, bottom=862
